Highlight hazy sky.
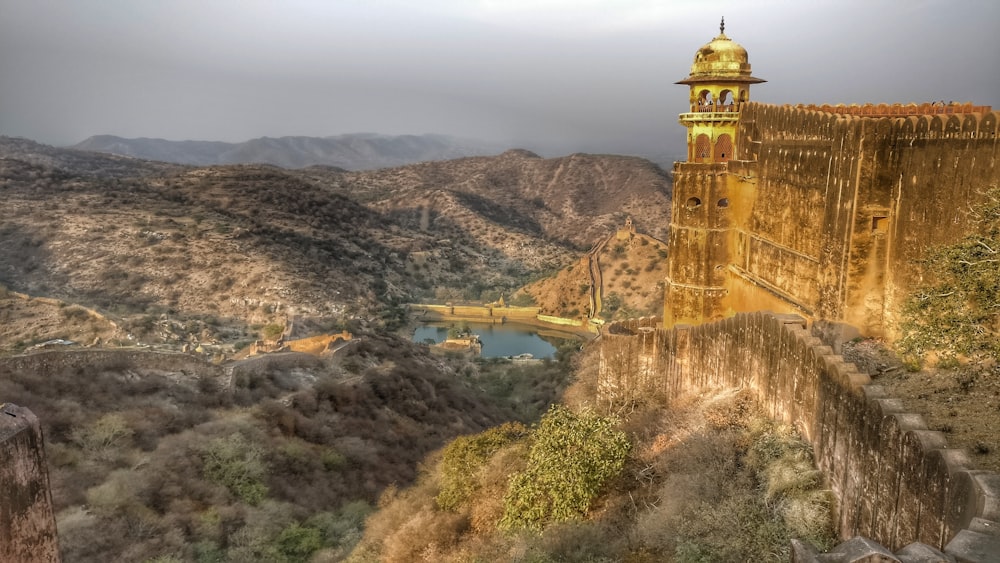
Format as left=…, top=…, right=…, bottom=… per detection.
left=2, top=0, right=998, bottom=158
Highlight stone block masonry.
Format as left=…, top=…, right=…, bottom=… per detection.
left=599, top=312, right=1000, bottom=560
left=0, top=403, right=59, bottom=562
left=666, top=102, right=1000, bottom=338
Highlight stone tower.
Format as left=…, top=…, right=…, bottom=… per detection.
left=664, top=20, right=764, bottom=326
left=676, top=17, right=765, bottom=164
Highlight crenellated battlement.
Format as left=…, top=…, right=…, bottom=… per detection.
left=666, top=99, right=1000, bottom=335
left=599, top=313, right=1000, bottom=557
left=794, top=102, right=992, bottom=118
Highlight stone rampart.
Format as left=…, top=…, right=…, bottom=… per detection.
left=701, top=102, right=1000, bottom=336
left=411, top=303, right=587, bottom=329
left=599, top=312, right=1000, bottom=557
left=795, top=102, right=992, bottom=118
left=0, top=403, right=59, bottom=562
left=0, top=349, right=219, bottom=379
left=228, top=351, right=325, bottom=382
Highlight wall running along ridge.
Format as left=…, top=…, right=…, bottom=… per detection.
left=599, top=312, right=1000, bottom=558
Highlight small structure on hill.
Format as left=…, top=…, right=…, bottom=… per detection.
left=615, top=216, right=637, bottom=241
left=431, top=333, right=482, bottom=356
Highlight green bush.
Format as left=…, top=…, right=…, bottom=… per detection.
left=262, top=323, right=285, bottom=340
left=436, top=422, right=528, bottom=511
left=275, top=522, right=323, bottom=562
left=500, top=405, right=629, bottom=530
left=201, top=433, right=269, bottom=506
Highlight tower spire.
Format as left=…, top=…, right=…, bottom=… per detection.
left=720, top=16, right=725, bottom=34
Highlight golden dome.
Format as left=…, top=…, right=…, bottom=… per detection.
left=677, top=19, right=765, bottom=85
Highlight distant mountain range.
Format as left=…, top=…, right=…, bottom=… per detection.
left=71, top=133, right=510, bottom=170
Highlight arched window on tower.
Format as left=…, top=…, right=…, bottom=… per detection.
left=720, top=90, right=735, bottom=112
left=695, top=134, right=711, bottom=163
left=716, top=134, right=733, bottom=162
left=698, top=90, right=713, bottom=112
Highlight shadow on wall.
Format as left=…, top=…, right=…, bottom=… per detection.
left=599, top=312, right=1000, bottom=559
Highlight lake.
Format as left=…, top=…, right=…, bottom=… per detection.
left=412, top=322, right=574, bottom=359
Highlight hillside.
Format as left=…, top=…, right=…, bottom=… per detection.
left=522, top=229, right=669, bottom=321
left=320, top=150, right=672, bottom=251
left=0, top=331, right=575, bottom=562
left=0, top=136, right=676, bottom=561
left=0, top=137, right=671, bottom=351
left=0, top=288, right=120, bottom=354
left=72, top=133, right=509, bottom=171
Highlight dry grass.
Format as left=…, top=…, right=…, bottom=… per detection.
left=347, top=387, right=835, bottom=562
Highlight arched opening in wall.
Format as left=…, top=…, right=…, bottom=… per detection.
left=698, top=89, right=714, bottom=111
left=739, top=90, right=748, bottom=103
left=685, top=197, right=702, bottom=210
left=720, top=90, right=735, bottom=111
left=718, top=198, right=730, bottom=208
left=716, top=134, right=733, bottom=162
left=695, top=134, right=711, bottom=163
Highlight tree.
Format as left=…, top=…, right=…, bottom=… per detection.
left=202, top=433, right=269, bottom=505
left=899, top=185, right=1000, bottom=365
left=500, top=405, right=630, bottom=530
left=436, top=422, right=528, bottom=511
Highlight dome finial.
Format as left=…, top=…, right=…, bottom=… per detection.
left=720, top=16, right=725, bottom=34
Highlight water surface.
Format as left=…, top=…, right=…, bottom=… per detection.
left=412, top=322, right=572, bottom=359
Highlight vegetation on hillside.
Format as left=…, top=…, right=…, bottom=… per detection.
left=0, top=138, right=672, bottom=353
left=0, top=332, right=575, bottom=562
left=0, top=138, right=843, bottom=561
left=347, top=358, right=836, bottom=562
left=522, top=233, right=668, bottom=322
left=898, top=184, right=1000, bottom=366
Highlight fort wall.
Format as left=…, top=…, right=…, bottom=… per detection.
left=0, top=349, right=219, bottom=380
left=667, top=102, right=1000, bottom=337
left=411, top=304, right=596, bottom=333
left=599, top=313, right=1000, bottom=556
left=0, top=403, right=60, bottom=563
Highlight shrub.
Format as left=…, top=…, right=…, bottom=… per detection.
left=275, top=522, right=323, bottom=562
left=72, top=413, right=134, bottom=461
left=262, top=323, right=285, bottom=340
left=898, top=184, right=1000, bottom=365
left=436, top=422, right=528, bottom=511
left=201, top=433, right=269, bottom=506
left=500, top=405, right=629, bottom=530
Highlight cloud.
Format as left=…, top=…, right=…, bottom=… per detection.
left=0, top=0, right=997, bottom=158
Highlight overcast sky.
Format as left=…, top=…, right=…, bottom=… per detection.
left=1, top=0, right=997, bottom=158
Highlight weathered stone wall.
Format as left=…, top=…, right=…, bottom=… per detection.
left=732, top=103, right=1000, bottom=335
left=599, top=312, right=1000, bottom=555
left=0, top=403, right=59, bottom=563
left=0, top=349, right=219, bottom=379
left=667, top=103, right=1000, bottom=337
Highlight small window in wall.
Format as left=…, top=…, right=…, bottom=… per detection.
left=695, top=134, right=711, bottom=162
left=717, top=198, right=729, bottom=208
left=716, top=134, right=733, bottom=162
left=685, top=197, right=702, bottom=210
left=872, top=216, right=889, bottom=233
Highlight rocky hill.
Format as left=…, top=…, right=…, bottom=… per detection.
left=303, top=149, right=672, bottom=251
left=0, top=137, right=671, bottom=351
left=522, top=230, right=669, bottom=321
left=72, top=133, right=509, bottom=171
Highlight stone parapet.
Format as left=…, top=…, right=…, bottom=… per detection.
left=0, top=403, right=59, bottom=562
left=599, top=312, right=1000, bottom=559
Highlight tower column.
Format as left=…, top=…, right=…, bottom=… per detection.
left=664, top=19, right=765, bottom=327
